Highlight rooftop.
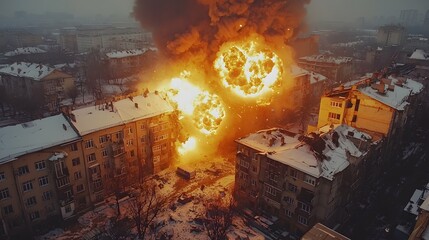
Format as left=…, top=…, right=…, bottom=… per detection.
left=302, top=223, right=350, bottom=240
left=0, top=114, right=80, bottom=165
left=106, top=47, right=157, bottom=59
left=299, top=55, right=353, bottom=65
left=4, top=47, right=46, bottom=57
left=358, top=76, right=423, bottom=111
left=237, top=124, right=372, bottom=180
left=290, top=65, right=328, bottom=84
left=71, top=92, right=174, bottom=135
left=0, top=62, right=55, bottom=80
left=410, top=49, right=429, bottom=61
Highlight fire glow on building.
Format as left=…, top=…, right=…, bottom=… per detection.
left=133, top=0, right=311, bottom=160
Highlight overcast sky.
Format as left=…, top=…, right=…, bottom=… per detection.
left=0, top=0, right=428, bottom=21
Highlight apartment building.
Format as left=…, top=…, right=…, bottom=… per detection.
left=0, top=114, right=88, bottom=238
left=315, top=74, right=424, bottom=161
left=376, top=25, right=406, bottom=47
left=68, top=92, right=176, bottom=203
left=105, top=48, right=156, bottom=79
left=0, top=62, right=75, bottom=111
left=0, top=92, right=178, bottom=239
left=234, top=125, right=380, bottom=236
left=297, top=55, right=353, bottom=84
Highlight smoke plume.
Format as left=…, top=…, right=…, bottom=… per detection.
left=133, top=0, right=311, bottom=61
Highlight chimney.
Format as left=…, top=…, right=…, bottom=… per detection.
left=135, top=103, right=139, bottom=108
left=70, top=113, right=76, bottom=122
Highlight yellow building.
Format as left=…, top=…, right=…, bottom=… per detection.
left=68, top=92, right=176, bottom=204
left=0, top=114, right=86, bottom=238
left=316, top=75, right=423, bottom=143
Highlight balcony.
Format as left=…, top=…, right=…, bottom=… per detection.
left=91, top=173, right=101, bottom=181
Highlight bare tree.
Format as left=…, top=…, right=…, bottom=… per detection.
left=203, top=196, right=235, bottom=240
left=66, top=85, right=79, bottom=105
left=102, top=216, right=132, bottom=240
left=128, top=180, right=166, bottom=239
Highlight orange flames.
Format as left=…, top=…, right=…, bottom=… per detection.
left=214, top=35, right=283, bottom=99
left=167, top=73, right=226, bottom=136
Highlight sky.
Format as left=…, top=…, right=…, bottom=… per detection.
left=0, top=0, right=428, bottom=21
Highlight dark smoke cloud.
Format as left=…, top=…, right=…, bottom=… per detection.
left=133, top=0, right=311, bottom=61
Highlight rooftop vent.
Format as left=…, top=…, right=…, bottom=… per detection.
left=62, top=124, right=67, bottom=131
left=135, top=103, right=139, bottom=108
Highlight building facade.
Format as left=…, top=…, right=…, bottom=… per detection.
left=234, top=125, right=379, bottom=237
left=297, top=55, right=353, bottom=84
left=0, top=62, right=75, bottom=111
left=0, top=92, right=178, bottom=239
left=377, top=25, right=406, bottom=47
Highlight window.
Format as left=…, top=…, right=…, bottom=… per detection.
left=130, top=150, right=135, bottom=157
left=56, top=177, right=70, bottom=188
left=74, top=171, right=82, bottom=180
left=3, top=205, right=13, bottom=214
left=127, top=139, right=133, bottom=146
left=290, top=169, right=298, bottom=179
left=70, top=143, right=78, bottom=151
left=285, top=209, right=293, bottom=218
left=152, top=145, right=161, bottom=152
left=17, top=165, right=29, bottom=175
left=22, top=181, right=33, bottom=192
left=269, top=172, right=278, bottom=182
left=140, top=124, right=146, bottom=130
left=154, top=134, right=168, bottom=142
left=239, top=159, right=250, bottom=168
left=0, top=188, right=10, bottom=200
left=354, top=99, right=360, bottom=111
left=141, top=136, right=146, bottom=143
left=102, top=149, right=109, bottom=158
left=0, top=172, right=4, bottom=181
left=284, top=196, right=294, bottom=205
left=26, top=196, right=37, bottom=206
left=35, top=161, right=46, bottom=171
left=29, top=211, right=40, bottom=221
left=72, top=158, right=80, bottom=166
left=330, top=101, right=342, bottom=108
left=65, top=205, right=72, bottom=213
left=298, top=215, right=308, bottom=226
left=298, top=202, right=312, bottom=213
left=65, top=190, right=73, bottom=199
left=87, top=153, right=96, bottom=162
left=127, top=128, right=133, bottom=134
left=304, top=175, right=316, bottom=186
left=115, top=131, right=123, bottom=140
left=42, top=191, right=52, bottom=201
left=288, top=183, right=297, bottom=193
left=328, top=112, right=341, bottom=120
left=99, top=135, right=108, bottom=144
left=251, top=179, right=256, bottom=186
left=265, top=185, right=277, bottom=196
left=252, top=166, right=257, bottom=172
left=352, top=115, right=357, bottom=122
left=76, top=184, right=85, bottom=193
left=85, top=139, right=94, bottom=149
left=54, top=161, right=66, bottom=177
left=38, top=176, right=49, bottom=186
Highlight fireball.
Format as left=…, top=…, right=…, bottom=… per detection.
left=178, top=137, right=197, bottom=155
left=167, top=76, right=226, bottom=135
left=214, top=36, right=283, bottom=98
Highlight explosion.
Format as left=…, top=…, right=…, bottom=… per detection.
left=214, top=35, right=283, bottom=98
left=168, top=75, right=226, bottom=136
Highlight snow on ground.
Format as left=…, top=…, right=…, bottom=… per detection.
left=37, top=157, right=267, bottom=240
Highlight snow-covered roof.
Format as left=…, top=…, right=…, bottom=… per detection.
left=405, top=189, right=424, bottom=216
left=299, top=55, right=353, bottom=65
left=410, top=49, right=429, bottom=60
left=332, top=41, right=363, bottom=48
left=106, top=48, right=156, bottom=59
left=54, top=63, right=76, bottom=69
left=0, top=62, right=55, bottom=80
left=0, top=114, right=80, bottom=164
left=290, top=65, right=328, bottom=84
left=4, top=47, right=46, bottom=57
left=71, top=93, right=174, bottom=135
left=237, top=125, right=372, bottom=180
left=358, top=76, right=424, bottom=111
